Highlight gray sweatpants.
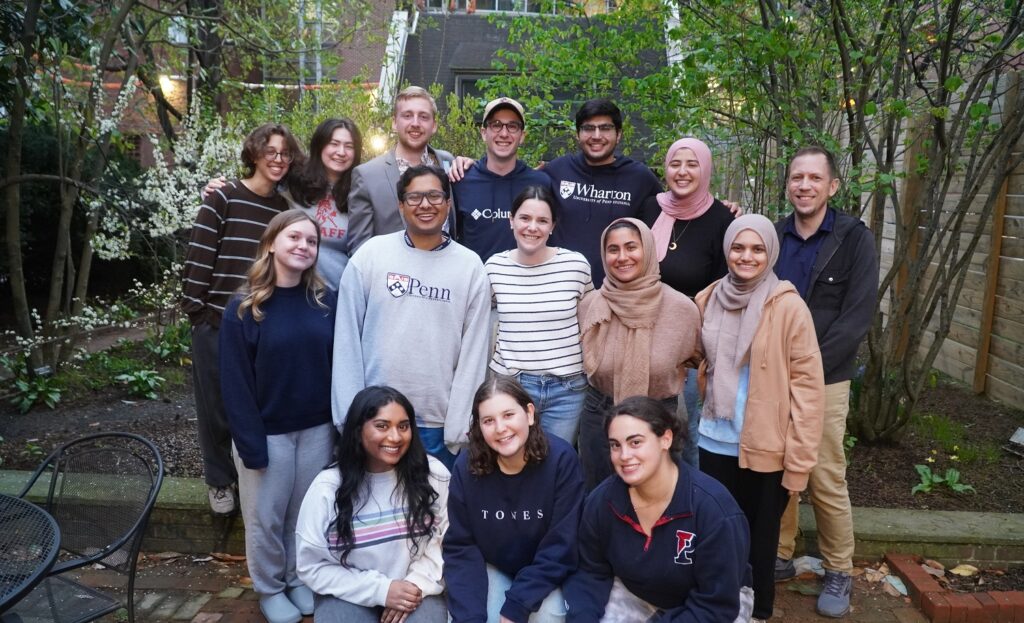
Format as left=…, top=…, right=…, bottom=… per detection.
left=233, top=423, right=334, bottom=595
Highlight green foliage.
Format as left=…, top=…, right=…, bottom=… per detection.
left=843, top=433, right=858, bottom=463
left=19, top=440, right=45, bottom=461
left=912, top=413, right=999, bottom=465
left=432, top=90, right=485, bottom=161
left=224, top=82, right=390, bottom=163
left=479, top=4, right=669, bottom=163
left=115, top=369, right=166, bottom=400
left=911, top=465, right=976, bottom=495
left=143, top=319, right=192, bottom=366
left=1, top=353, right=62, bottom=414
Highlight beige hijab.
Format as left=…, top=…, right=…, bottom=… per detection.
left=702, top=214, right=780, bottom=420
left=580, top=218, right=664, bottom=402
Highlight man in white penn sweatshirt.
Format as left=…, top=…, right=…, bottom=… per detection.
left=332, top=164, right=490, bottom=470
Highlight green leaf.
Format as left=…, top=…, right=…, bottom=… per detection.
left=968, top=102, right=990, bottom=120
left=943, top=76, right=965, bottom=92
left=864, top=101, right=878, bottom=116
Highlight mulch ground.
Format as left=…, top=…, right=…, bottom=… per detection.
left=844, top=382, right=1024, bottom=513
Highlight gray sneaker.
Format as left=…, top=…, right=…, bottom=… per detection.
left=774, top=556, right=796, bottom=582
left=817, top=570, right=852, bottom=618
left=207, top=485, right=237, bottom=516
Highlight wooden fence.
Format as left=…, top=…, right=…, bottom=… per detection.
left=877, top=71, right=1024, bottom=408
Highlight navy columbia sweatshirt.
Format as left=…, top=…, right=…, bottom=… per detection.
left=443, top=436, right=584, bottom=623
left=543, top=152, right=661, bottom=287
left=453, top=157, right=551, bottom=262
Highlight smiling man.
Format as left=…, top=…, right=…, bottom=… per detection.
left=543, top=99, right=662, bottom=286
left=772, top=146, right=878, bottom=619
left=453, top=97, right=549, bottom=261
left=347, top=86, right=455, bottom=252
left=332, top=165, right=491, bottom=470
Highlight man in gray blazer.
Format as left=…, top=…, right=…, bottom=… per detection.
left=347, top=86, right=455, bottom=252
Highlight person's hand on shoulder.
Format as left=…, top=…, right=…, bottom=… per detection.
left=722, top=199, right=743, bottom=217
left=201, top=176, right=228, bottom=200
left=448, top=156, right=476, bottom=182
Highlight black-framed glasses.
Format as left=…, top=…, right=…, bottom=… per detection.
left=262, top=149, right=294, bottom=163
left=402, top=190, right=449, bottom=206
left=579, top=123, right=617, bottom=135
left=484, top=120, right=524, bottom=134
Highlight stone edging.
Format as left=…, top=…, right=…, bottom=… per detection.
left=886, top=553, right=1024, bottom=622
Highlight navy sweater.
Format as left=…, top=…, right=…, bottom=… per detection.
left=443, top=436, right=584, bottom=623
left=544, top=153, right=661, bottom=287
left=219, top=286, right=337, bottom=469
left=453, top=157, right=551, bottom=261
left=564, top=459, right=751, bottom=622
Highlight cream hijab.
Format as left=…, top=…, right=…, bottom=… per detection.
left=702, top=214, right=780, bottom=420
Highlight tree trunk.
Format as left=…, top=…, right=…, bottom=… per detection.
left=3, top=0, right=42, bottom=366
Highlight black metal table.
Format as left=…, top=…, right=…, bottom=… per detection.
left=0, top=493, right=60, bottom=614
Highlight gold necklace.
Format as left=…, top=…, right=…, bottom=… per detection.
left=667, top=219, right=691, bottom=251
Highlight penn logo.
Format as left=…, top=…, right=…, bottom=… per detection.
left=387, top=273, right=410, bottom=298
left=559, top=180, right=576, bottom=199
left=386, top=272, right=452, bottom=302
left=674, top=530, right=695, bottom=565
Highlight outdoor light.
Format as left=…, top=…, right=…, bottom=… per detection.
left=159, top=74, right=175, bottom=94
left=369, top=134, right=387, bottom=154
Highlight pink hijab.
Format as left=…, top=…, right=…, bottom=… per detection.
left=652, top=138, right=716, bottom=261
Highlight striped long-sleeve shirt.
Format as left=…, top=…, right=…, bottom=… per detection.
left=485, top=248, right=594, bottom=377
left=180, top=180, right=286, bottom=327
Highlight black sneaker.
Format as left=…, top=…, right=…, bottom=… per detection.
left=775, top=556, right=796, bottom=582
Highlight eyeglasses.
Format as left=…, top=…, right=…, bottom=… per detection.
left=579, top=123, right=617, bottom=135
left=484, top=120, right=524, bottom=134
left=402, top=190, right=449, bottom=206
left=262, top=149, right=294, bottom=163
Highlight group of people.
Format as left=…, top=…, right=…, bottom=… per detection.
left=181, top=86, right=878, bottom=623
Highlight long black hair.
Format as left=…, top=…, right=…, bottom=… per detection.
left=332, top=386, right=438, bottom=565
left=288, top=118, right=363, bottom=209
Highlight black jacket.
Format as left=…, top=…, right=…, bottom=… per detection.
left=775, top=210, right=878, bottom=384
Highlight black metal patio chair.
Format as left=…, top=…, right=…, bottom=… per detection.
left=2, top=433, right=164, bottom=623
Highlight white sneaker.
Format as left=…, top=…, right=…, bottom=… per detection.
left=207, top=485, right=236, bottom=516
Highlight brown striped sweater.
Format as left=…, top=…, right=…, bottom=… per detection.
left=180, top=180, right=287, bottom=328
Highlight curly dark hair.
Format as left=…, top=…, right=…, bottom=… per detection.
left=467, top=377, right=549, bottom=476
left=240, top=123, right=304, bottom=178
left=604, top=396, right=685, bottom=459
left=287, top=118, right=363, bottom=209
left=332, top=386, right=438, bottom=566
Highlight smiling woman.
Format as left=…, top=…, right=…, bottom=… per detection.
left=576, top=218, right=702, bottom=490
left=296, top=386, right=449, bottom=623
left=443, top=377, right=584, bottom=623
left=218, top=209, right=336, bottom=623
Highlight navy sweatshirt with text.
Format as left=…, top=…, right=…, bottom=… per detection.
left=219, top=286, right=336, bottom=469
left=543, top=153, right=661, bottom=286
left=453, top=157, right=551, bottom=262
left=443, top=436, right=584, bottom=623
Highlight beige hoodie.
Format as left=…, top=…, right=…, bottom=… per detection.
left=695, top=280, right=825, bottom=492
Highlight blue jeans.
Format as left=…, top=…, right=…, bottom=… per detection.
left=417, top=426, right=458, bottom=472
left=486, top=564, right=566, bottom=622
left=681, top=370, right=701, bottom=468
left=515, top=372, right=588, bottom=447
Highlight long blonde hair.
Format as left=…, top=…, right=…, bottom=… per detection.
left=237, top=209, right=327, bottom=322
